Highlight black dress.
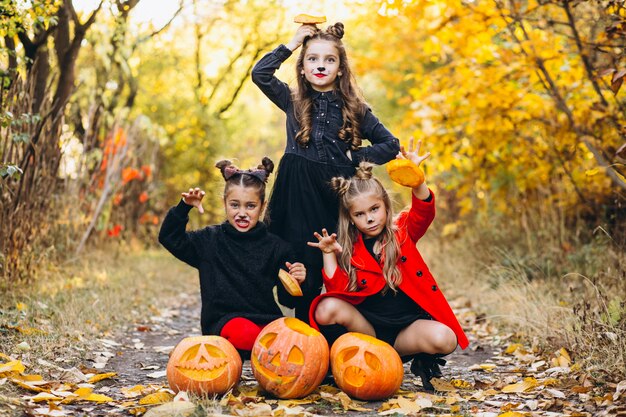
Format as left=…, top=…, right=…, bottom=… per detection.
left=251, top=45, right=400, bottom=321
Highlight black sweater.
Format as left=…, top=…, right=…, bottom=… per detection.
left=158, top=200, right=297, bottom=335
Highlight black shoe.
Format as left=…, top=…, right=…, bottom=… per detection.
left=410, top=353, right=446, bottom=392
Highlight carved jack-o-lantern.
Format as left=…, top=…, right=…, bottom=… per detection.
left=166, top=336, right=242, bottom=395
left=330, top=332, right=403, bottom=400
left=251, top=317, right=329, bottom=399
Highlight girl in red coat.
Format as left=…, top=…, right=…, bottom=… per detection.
left=307, top=139, right=469, bottom=391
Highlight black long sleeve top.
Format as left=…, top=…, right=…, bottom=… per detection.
left=158, top=200, right=297, bottom=335
left=251, top=44, right=400, bottom=167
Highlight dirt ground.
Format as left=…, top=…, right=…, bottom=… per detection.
left=2, top=290, right=623, bottom=416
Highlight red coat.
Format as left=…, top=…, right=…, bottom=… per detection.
left=308, top=191, right=469, bottom=349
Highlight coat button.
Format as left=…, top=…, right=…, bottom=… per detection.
left=416, top=270, right=423, bottom=277
left=432, top=285, right=437, bottom=291
left=360, top=279, right=367, bottom=285
left=401, top=256, right=407, bottom=262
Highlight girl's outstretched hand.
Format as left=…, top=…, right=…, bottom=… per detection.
left=286, top=24, right=317, bottom=51
left=307, top=228, right=343, bottom=254
left=286, top=262, right=306, bottom=284
left=399, top=137, right=431, bottom=167
left=181, top=187, right=205, bottom=214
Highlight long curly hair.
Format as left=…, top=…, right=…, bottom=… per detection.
left=331, top=162, right=402, bottom=293
left=293, top=22, right=367, bottom=151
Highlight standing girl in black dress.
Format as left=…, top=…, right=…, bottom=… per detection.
left=251, top=21, right=400, bottom=322
left=158, top=157, right=306, bottom=359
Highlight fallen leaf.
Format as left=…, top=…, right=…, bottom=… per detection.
left=614, top=380, right=626, bottom=400
left=469, top=363, right=497, bottom=372
left=144, top=401, right=196, bottom=417
left=0, top=360, right=25, bottom=374
left=29, top=392, right=62, bottom=403
left=502, top=377, right=539, bottom=393
left=87, top=372, right=117, bottom=383
left=139, top=391, right=173, bottom=405
left=146, top=370, right=167, bottom=379
left=336, top=392, right=370, bottom=411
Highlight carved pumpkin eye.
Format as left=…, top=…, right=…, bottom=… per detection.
left=167, top=336, right=242, bottom=395
left=251, top=317, right=329, bottom=399
left=330, top=332, right=403, bottom=401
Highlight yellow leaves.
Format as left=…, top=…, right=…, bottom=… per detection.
left=0, top=360, right=26, bottom=374
left=138, top=391, right=173, bottom=405
left=69, top=387, right=113, bottom=403
left=87, top=372, right=117, bottom=383
left=469, top=363, right=497, bottom=372
left=502, top=377, right=539, bottom=393
left=550, top=347, right=572, bottom=368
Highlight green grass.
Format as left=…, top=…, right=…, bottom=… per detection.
left=0, top=244, right=197, bottom=373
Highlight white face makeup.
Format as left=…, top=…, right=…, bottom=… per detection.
left=348, top=193, right=388, bottom=239
left=224, top=185, right=263, bottom=232
left=302, top=39, right=341, bottom=92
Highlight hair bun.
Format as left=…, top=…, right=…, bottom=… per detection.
left=355, top=161, right=374, bottom=180
left=259, top=156, right=275, bottom=182
left=215, top=159, right=234, bottom=179
left=326, top=22, right=344, bottom=39
left=330, top=176, right=351, bottom=196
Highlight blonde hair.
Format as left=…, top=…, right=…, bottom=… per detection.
left=331, top=162, right=402, bottom=292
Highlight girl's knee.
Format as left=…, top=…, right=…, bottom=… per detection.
left=432, top=325, right=457, bottom=354
left=314, top=298, right=343, bottom=325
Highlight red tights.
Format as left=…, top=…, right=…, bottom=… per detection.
left=220, top=317, right=266, bottom=351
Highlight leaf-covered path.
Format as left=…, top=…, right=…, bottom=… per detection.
left=2, top=289, right=623, bottom=416
left=77, top=293, right=626, bottom=415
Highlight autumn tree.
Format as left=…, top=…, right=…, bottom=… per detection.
left=351, top=0, right=625, bottom=235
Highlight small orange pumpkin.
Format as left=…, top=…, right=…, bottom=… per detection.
left=251, top=317, right=329, bottom=399
left=330, top=332, right=403, bottom=400
left=166, top=336, right=242, bottom=395
left=386, top=159, right=425, bottom=188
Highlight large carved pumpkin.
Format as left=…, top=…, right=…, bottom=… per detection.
left=330, top=332, right=403, bottom=400
left=251, top=317, right=329, bottom=399
left=166, top=336, right=242, bottom=395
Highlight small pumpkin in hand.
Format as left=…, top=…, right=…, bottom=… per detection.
left=278, top=269, right=303, bottom=297
left=167, top=336, right=242, bottom=395
left=330, top=332, right=403, bottom=401
left=251, top=317, right=329, bottom=399
left=294, top=13, right=327, bottom=24
left=386, top=159, right=425, bottom=188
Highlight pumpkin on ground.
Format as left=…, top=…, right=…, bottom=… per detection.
left=251, top=317, right=329, bottom=399
left=166, top=335, right=242, bottom=395
left=330, top=332, right=404, bottom=401
left=386, top=158, right=425, bottom=188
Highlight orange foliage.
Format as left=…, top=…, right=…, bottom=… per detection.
left=107, top=224, right=123, bottom=237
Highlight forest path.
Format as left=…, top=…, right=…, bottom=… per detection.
left=89, top=291, right=615, bottom=417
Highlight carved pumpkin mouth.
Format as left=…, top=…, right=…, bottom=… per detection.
left=343, top=366, right=366, bottom=387
left=251, top=353, right=297, bottom=385
left=176, top=361, right=227, bottom=381
left=175, top=342, right=228, bottom=381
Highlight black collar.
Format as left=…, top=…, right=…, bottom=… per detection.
left=309, top=88, right=339, bottom=102
left=221, top=221, right=267, bottom=240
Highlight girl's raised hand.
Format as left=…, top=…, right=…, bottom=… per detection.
left=399, top=137, right=431, bottom=167
left=181, top=187, right=205, bottom=214
left=286, top=262, right=306, bottom=284
left=286, top=24, right=317, bottom=51
left=307, top=228, right=343, bottom=254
